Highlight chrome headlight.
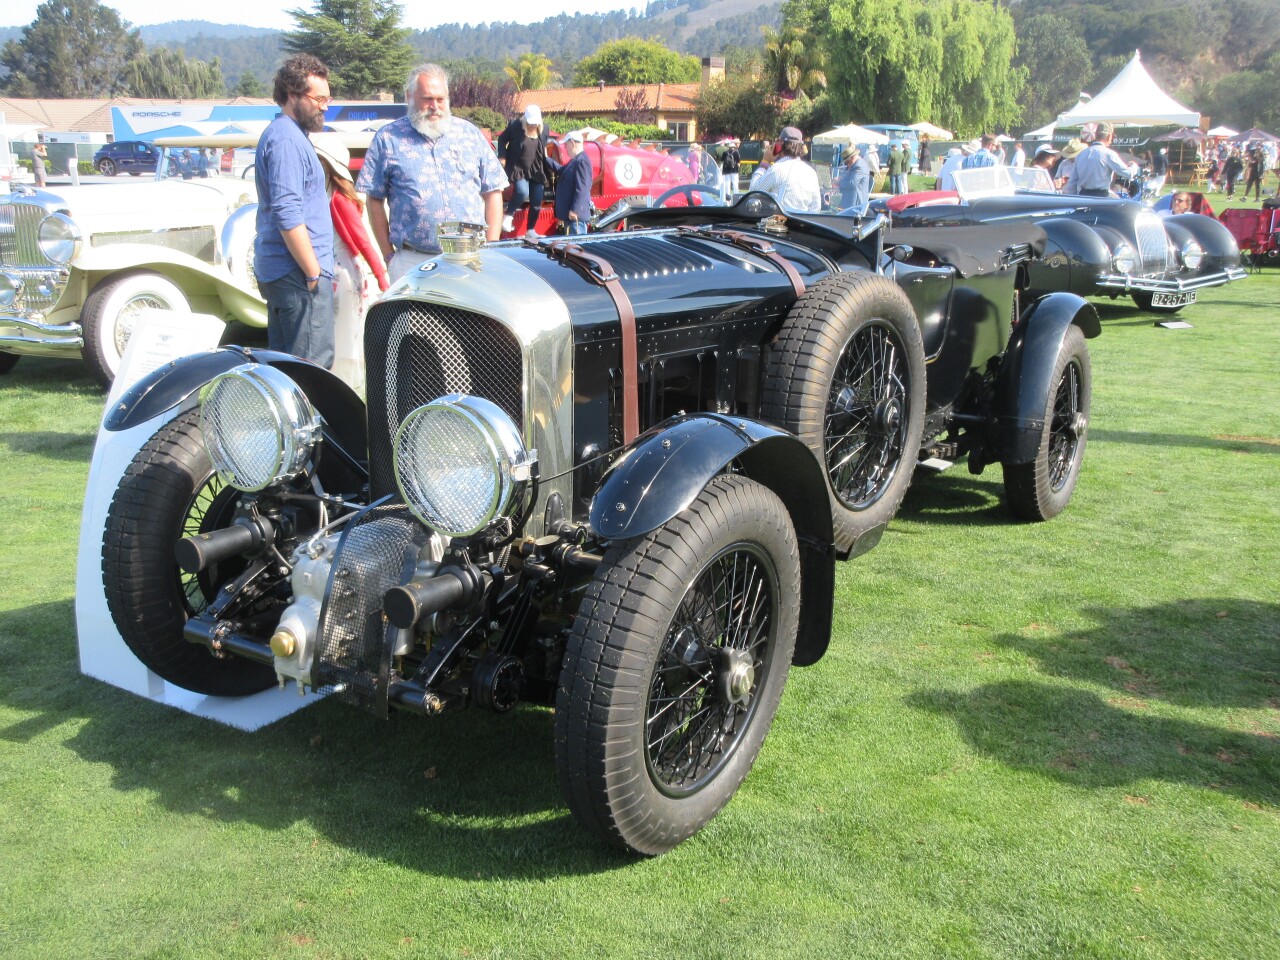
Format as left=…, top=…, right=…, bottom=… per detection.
left=0, top=273, right=20, bottom=308
left=1111, top=242, right=1136, bottom=275
left=199, top=363, right=322, bottom=492
left=394, top=394, right=536, bottom=538
left=37, top=213, right=82, bottom=265
left=1180, top=240, right=1204, bottom=270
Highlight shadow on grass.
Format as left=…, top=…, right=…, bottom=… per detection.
left=908, top=680, right=1280, bottom=807
left=0, top=357, right=101, bottom=395
left=0, top=600, right=632, bottom=878
left=0, top=431, right=96, bottom=461
left=897, top=471, right=1013, bottom=527
left=996, top=599, right=1280, bottom=711
left=1090, top=428, right=1279, bottom=455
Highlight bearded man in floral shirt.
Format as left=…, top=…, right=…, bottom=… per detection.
left=358, top=63, right=508, bottom=282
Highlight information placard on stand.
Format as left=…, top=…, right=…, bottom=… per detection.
left=77, top=310, right=321, bottom=731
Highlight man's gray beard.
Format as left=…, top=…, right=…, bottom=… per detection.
left=410, top=109, right=449, bottom=139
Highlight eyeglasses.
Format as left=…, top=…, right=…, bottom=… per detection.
left=302, top=93, right=334, bottom=108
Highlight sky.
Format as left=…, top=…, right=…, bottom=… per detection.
left=1, top=1, right=636, bottom=31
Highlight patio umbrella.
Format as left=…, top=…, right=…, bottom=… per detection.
left=1151, top=127, right=1206, bottom=142
left=1228, top=127, right=1279, bottom=144
left=1206, top=125, right=1238, bottom=137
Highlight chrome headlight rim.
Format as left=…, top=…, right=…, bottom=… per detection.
left=1180, top=239, right=1204, bottom=270
left=393, top=393, right=534, bottom=539
left=0, top=273, right=21, bottom=308
left=1111, top=242, right=1136, bottom=275
left=37, top=213, right=82, bottom=265
left=198, top=363, right=322, bottom=492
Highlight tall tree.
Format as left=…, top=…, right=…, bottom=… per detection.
left=126, top=47, right=226, bottom=98
left=234, top=72, right=267, bottom=97
left=1013, top=15, right=1093, bottom=131
left=283, top=0, right=415, bottom=99
left=761, top=23, right=826, bottom=99
left=801, top=0, right=1024, bottom=135
left=574, top=38, right=700, bottom=86
left=0, top=0, right=143, bottom=97
left=504, top=52, right=557, bottom=92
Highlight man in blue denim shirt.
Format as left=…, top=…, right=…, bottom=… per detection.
left=358, top=63, right=508, bottom=282
left=254, top=53, right=335, bottom=367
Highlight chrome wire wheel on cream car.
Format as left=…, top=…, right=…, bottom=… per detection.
left=1003, top=325, right=1091, bottom=521
left=102, top=410, right=274, bottom=696
left=81, top=270, right=190, bottom=387
left=555, top=475, right=800, bottom=855
left=762, top=273, right=926, bottom=553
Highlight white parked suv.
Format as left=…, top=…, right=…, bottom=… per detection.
left=0, top=159, right=265, bottom=385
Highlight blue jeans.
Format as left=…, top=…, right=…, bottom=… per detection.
left=566, top=220, right=587, bottom=236
left=258, top=266, right=335, bottom=368
left=505, top=179, right=546, bottom=219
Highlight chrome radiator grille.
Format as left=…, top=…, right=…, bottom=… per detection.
left=90, top=225, right=218, bottom=263
left=1134, top=211, right=1172, bottom=276
left=364, top=300, right=524, bottom=499
left=0, top=203, right=54, bottom=268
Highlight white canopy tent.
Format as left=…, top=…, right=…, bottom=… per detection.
left=1056, top=50, right=1199, bottom=128
left=813, top=123, right=890, bottom=146
left=908, top=121, right=952, bottom=140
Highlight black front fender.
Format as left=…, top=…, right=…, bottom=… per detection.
left=589, top=414, right=837, bottom=667
left=993, top=292, right=1099, bottom=466
left=104, top=346, right=368, bottom=477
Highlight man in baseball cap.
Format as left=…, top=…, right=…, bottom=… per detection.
left=751, top=126, right=821, bottom=211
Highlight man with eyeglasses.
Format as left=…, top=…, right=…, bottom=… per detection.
left=358, top=63, right=508, bottom=282
left=254, top=53, right=336, bottom=367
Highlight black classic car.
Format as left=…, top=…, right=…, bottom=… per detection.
left=878, top=167, right=1246, bottom=315
left=90, top=191, right=1099, bottom=855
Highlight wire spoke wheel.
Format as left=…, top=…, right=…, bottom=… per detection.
left=825, top=321, right=909, bottom=510
left=761, top=272, right=925, bottom=554
left=1047, top=359, right=1084, bottom=492
left=1003, top=324, right=1092, bottom=521
left=177, top=471, right=243, bottom=615
left=645, top=543, right=778, bottom=797
left=555, top=475, right=800, bottom=855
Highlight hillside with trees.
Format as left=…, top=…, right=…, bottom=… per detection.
left=1, top=0, right=1275, bottom=132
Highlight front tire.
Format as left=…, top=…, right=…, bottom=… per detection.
left=1003, top=325, right=1091, bottom=521
left=81, top=270, right=191, bottom=387
left=761, top=273, right=926, bottom=553
left=0, top=352, right=18, bottom=375
left=555, top=475, right=800, bottom=855
left=101, top=410, right=274, bottom=696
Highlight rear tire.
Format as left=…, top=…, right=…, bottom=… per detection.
left=102, top=410, right=274, bottom=696
left=81, top=270, right=190, bottom=388
left=761, top=272, right=926, bottom=553
left=0, top=352, right=18, bottom=375
left=1003, top=325, right=1091, bottom=521
left=555, top=475, right=800, bottom=855
left=97, top=158, right=117, bottom=176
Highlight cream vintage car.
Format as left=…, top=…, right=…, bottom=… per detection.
left=0, top=160, right=266, bottom=386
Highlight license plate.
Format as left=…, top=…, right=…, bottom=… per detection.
left=1151, top=291, right=1196, bottom=307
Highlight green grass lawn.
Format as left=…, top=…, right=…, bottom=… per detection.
left=1, top=270, right=1278, bottom=959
